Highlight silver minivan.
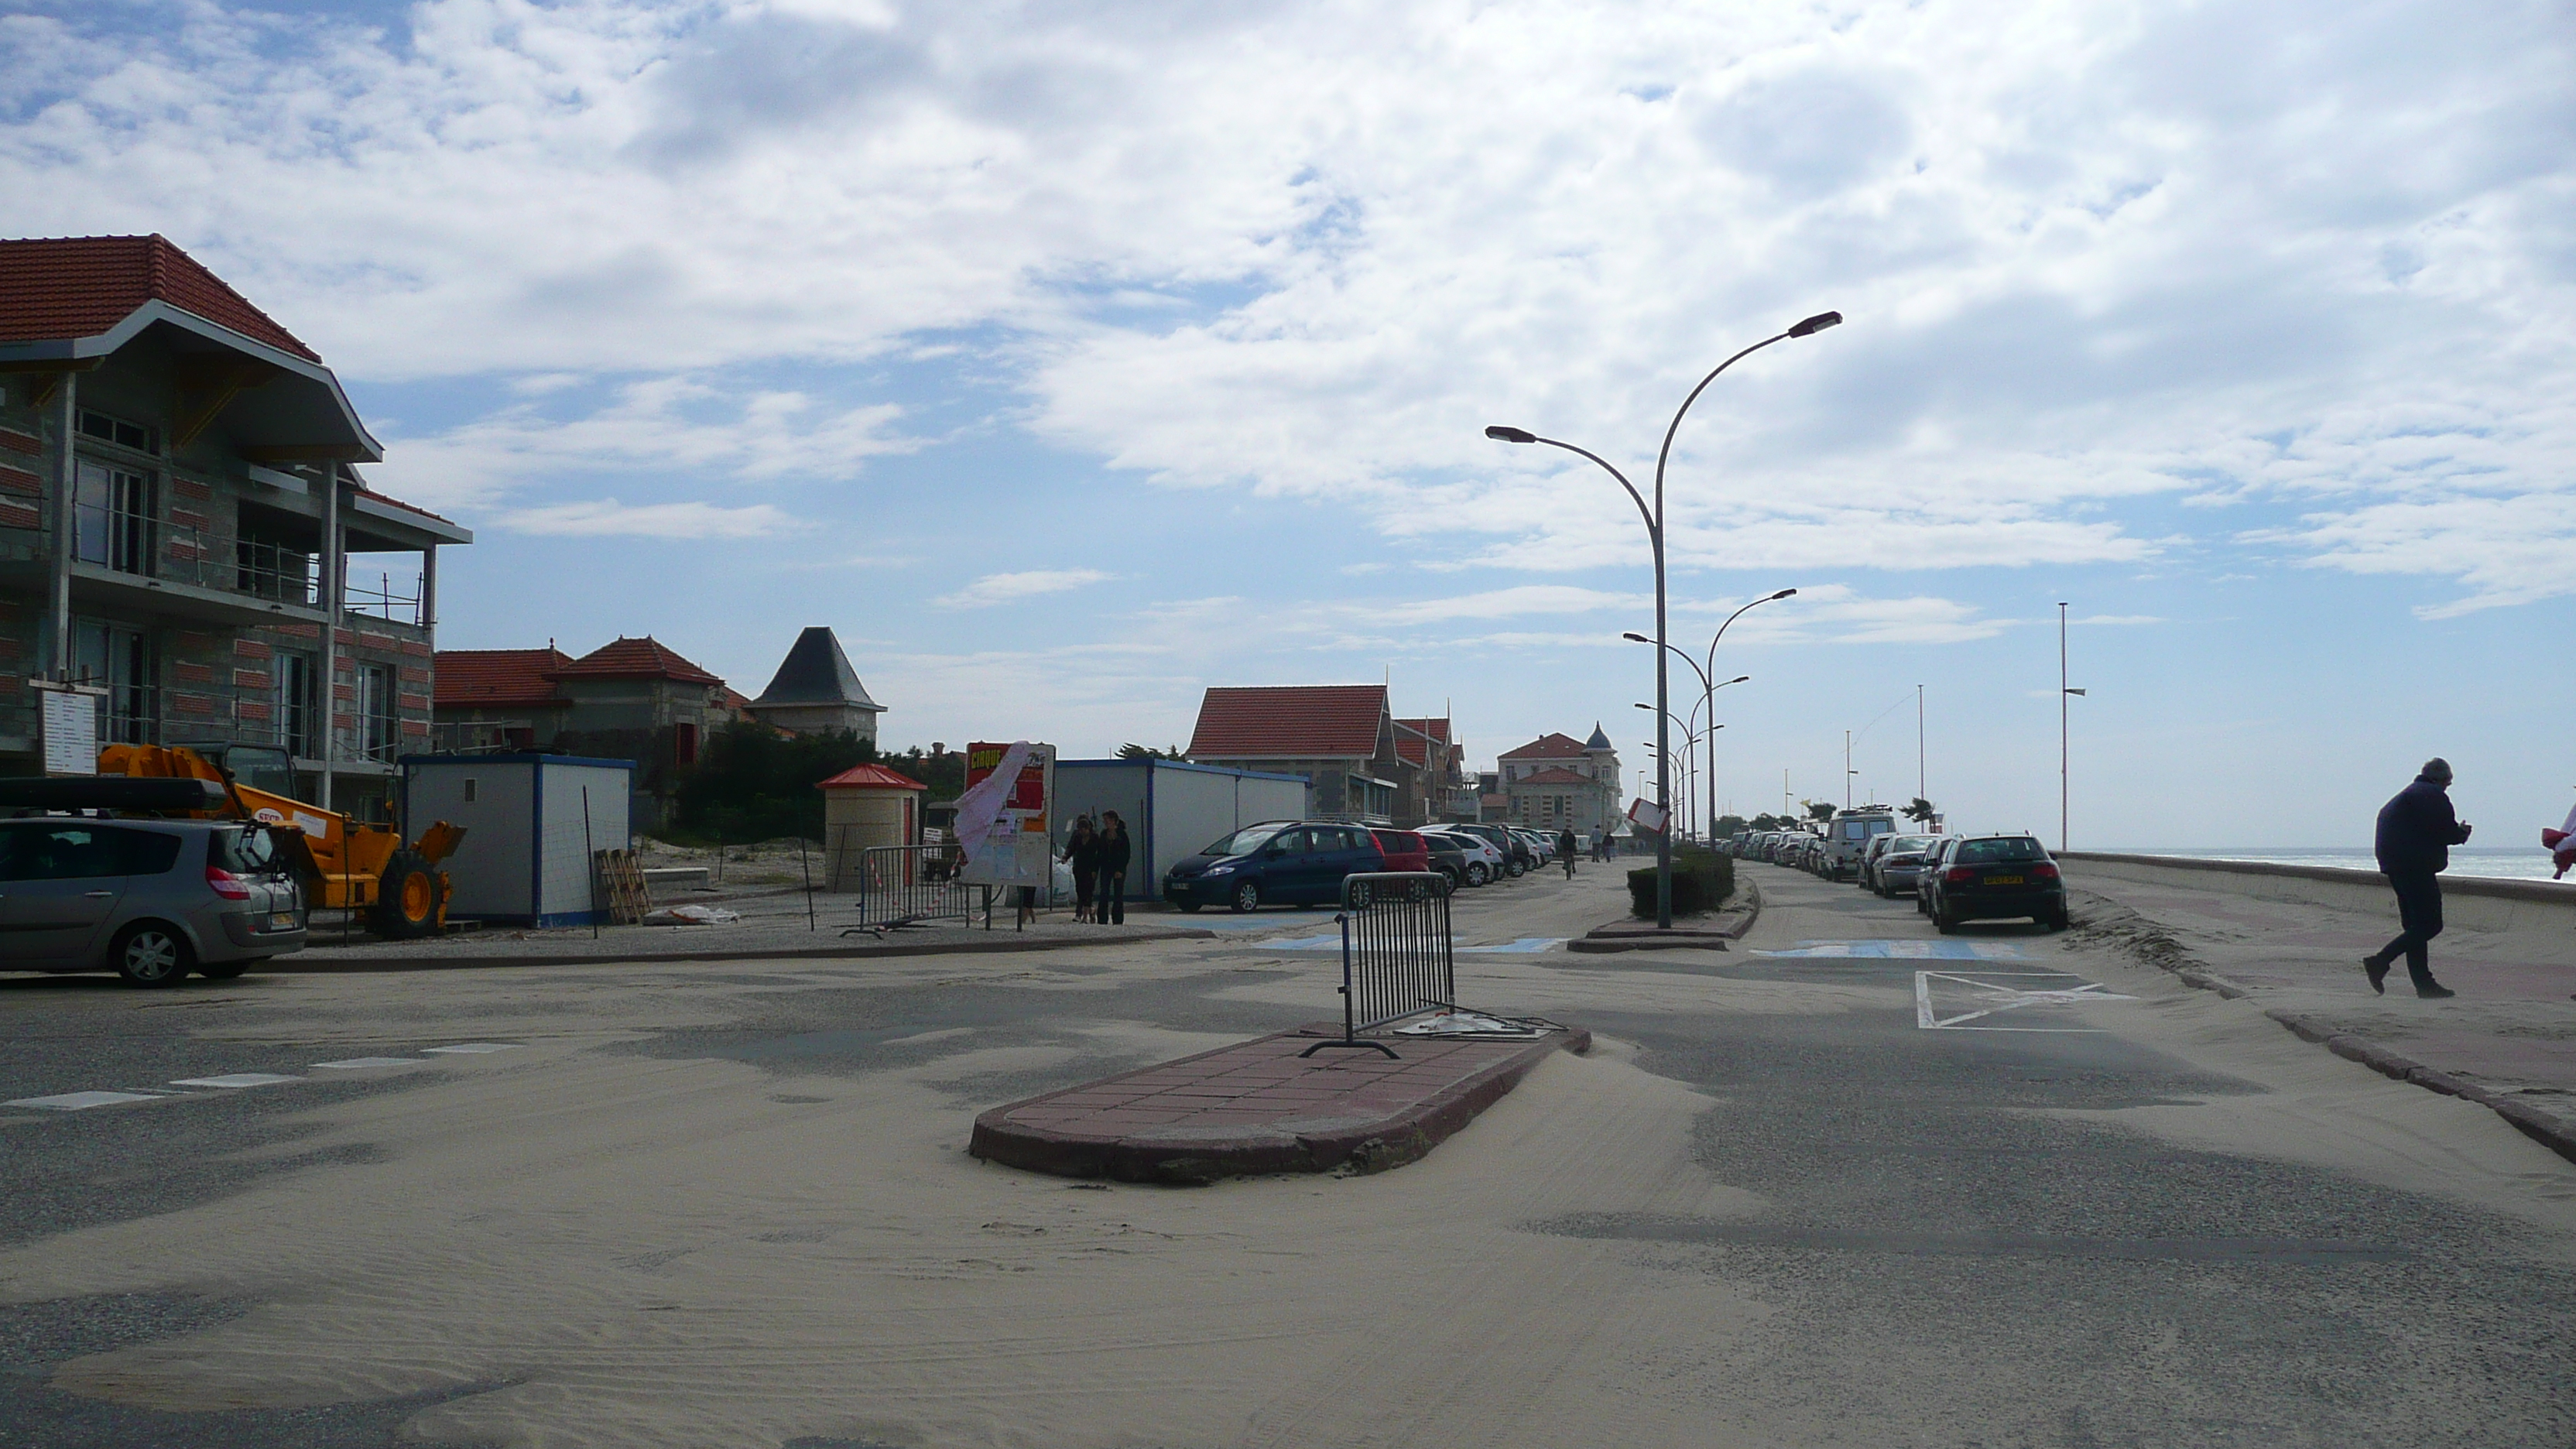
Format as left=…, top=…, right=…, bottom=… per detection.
left=0, top=818, right=306, bottom=985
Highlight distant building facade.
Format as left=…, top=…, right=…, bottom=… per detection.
left=745, top=625, right=882, bottom=742
left=433, top=635, right=741, bottom=828
left=1496, top=724, right=1623, bottom=836
left=1185, top=683, right=1439, bottom=827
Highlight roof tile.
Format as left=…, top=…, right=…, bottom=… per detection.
left=1500, top=731, right=1590, bottom=760
left=1188, top=685, right=1389, bottom=759
left=0, top=235, right=319, bottom=361
left=433, top=648, right=572, bottom=709
left=553, top=637, right=726, bottom=686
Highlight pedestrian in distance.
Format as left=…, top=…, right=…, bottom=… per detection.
left=2364, top=757, right=2472, bottom=999
left=1591, top=825, right=1609, bottom=863
left=1096, top=811, right=1131, bottom=925
left=1557, top=826, right=1578, bottom=879
left=1063, top=814, right=1098, bottom=923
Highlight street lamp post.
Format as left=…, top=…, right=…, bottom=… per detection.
left=1629, top=585, right=1786, bottom=848
left=1488, top=313, right=1839, bottom=927
left=1636, top=701, right=1723, bottom=841
left=2058, top=601, right=2086, bottom=852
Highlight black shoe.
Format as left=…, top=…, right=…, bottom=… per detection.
left=2416, top=982, right=2456, bottom=999
left=2361, top=956, right=2389, bottom=995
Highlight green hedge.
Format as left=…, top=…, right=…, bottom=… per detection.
left=1628, top=848, right=1737, bottom=917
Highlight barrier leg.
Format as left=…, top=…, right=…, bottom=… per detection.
left=1300, top=911, right=1399, bottom=1059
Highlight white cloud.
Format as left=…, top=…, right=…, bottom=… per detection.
left=934, top=569, right=1115, bottom=608
left=495, top=499, right=794, bottom=539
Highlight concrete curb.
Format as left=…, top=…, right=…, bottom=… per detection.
left=2066, top=889, right=2576, bottom=1169
left=968, top=1023, right=1591, bottom=1185
left=263, top=926, right=1221, bottom=974
left=1567, top=879, right=1762, bottom=954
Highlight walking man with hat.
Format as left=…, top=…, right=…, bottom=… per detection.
left=2364, top=757, right=2472, bottom=999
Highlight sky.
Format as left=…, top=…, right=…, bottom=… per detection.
left=6, top=0, right=2571, bottom=847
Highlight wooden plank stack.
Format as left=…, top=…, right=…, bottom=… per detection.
left=594, top=848, right=654, bottom=925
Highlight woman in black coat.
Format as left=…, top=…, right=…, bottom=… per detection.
left=1062, top=816, right=1099, bottom=923
left=1095, top=812, right=1132, bottom=925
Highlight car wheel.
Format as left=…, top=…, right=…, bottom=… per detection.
left=1933, top=906, right=1958, bottom=934
left=2047, top=906, right=2071, bottom=932
left=1175, top=901, right=1204, bottom=913
left=196, top=958, right=256, bottom=981
left=1347, top=881, right=1375, bottom=909
left=1505, top=860, right=1524, bottom=879
left=1466, top=862, right=1490, bottom=887
left=1229, top=881, right=1262, bottom=913
left=111, top=922, right=194, bottom=987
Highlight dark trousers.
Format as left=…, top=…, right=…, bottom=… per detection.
left=2375, top=869, right=2444, bottom=986
left=1073, top=870, right=1096, bottom=918
left=1098, top=871, right=1125, bottom=923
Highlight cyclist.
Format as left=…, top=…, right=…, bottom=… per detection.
left=1557, top=827, right=1578, bottom=879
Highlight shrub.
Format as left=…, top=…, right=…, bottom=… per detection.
left=1628, top=848, right=1737, bottom=917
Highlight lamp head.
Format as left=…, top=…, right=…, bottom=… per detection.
left=1728, top=674, right=1750, bottom=685
left=1633, top=702, right=1653, bottom=711
left=1786, top=312, right=1842, bottom=338
left=1484, top=425, right=1538, bottom=444
left=1771, top=587, right=1797, bottom=600
left=1621, top=631, right=1650, bottom=643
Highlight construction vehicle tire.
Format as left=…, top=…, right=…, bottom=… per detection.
left=371, top=851, right=443, bottom=939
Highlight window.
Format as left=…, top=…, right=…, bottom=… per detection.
left=463, top=777, right=479, bottom=803
left=73, top=461, right=155, bottom=575
left=78, top=407, right=159, bottom=454
left=0, top=823, right=179, bottom=881
left=358, top=663, right=396, bottom=762
left=276, top=650, right=316, bottom=759
left=1956, top=838, right=2046, bottom=864
left=74, top=620, right=156, bottom=745
left=675, top=721, right=698, bottom=767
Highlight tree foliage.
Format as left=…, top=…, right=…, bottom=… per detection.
left=1903, top=796, right=1938, bottom=824
left=1804, top=800, right=1838, bottom=822
left=1117, top=742, right=1187, bottom=760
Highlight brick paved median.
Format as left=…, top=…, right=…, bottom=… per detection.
left=969, top=1022, right=1591, bottom=1185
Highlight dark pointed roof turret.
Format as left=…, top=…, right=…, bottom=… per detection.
left=1585, top=722, right=1613, bottom=751
left=752, top=626, right=882, bottom=711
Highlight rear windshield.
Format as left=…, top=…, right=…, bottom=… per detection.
left=1838, top=817, right=1893, bottom=839
left=1888, top=836, right=1934, bottom=853
left=211, top=824, right=283, bottom=875
left=1957, top=838, right=2046, bottom=864
left=1372, top=831, right=1422, bottom=851
left=1204, top=824, right=1285, bottom=858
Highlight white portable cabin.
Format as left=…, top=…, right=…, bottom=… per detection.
left=400, top=753, right=635, bottom=926
left=1053, top=759, right=1308, bottom=903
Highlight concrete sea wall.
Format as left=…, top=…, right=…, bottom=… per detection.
left=2061, top=851, right=2576, bottom=933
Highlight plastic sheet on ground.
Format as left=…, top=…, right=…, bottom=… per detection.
left=1388, top=1010, right=1555, bottom=1039
left=645, top=905, right=744, bottom=926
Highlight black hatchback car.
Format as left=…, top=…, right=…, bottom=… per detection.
left=1924, top=834, right=2069, bottom=932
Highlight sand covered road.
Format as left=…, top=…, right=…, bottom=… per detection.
left=3, top=865, right=2573, bottom=1447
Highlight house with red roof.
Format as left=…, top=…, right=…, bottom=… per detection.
left=1185, top=683, right=1446, bottom=827
left=1495, top=724, right=1624, bottom=837
left=433, top=635, right=745, bottom=827
left=0, top=235, right=469, bottom=814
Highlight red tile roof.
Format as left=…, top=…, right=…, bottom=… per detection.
left=1500, top=731, right=1589, bottom=760
left=0, top=235, right=319, bottom=361
left=355, top=485, right=455, bottom=526
left=1392, top=716, right=1454, bottom=766
left=1396, top=717, right=1450, bottom=743
left=1187, top=684, right=1389, bottom=759
left=553, top=636, right=724, bottom=686
left=1512, top=766, right=1595, bottom=786
left=817, top=763, right=927, bottom=791
left=434, top=647, right=573, bottom=708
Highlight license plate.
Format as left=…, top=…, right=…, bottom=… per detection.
left=1985, top=875, right=2024, bottom=886
left=269, top=912, right=298, bottom=930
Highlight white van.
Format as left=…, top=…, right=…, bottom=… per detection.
left=1821, top=808, right=1898, bottom=881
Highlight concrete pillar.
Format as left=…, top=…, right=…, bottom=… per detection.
left=318, top=461, right=340, bottom=811
left=45, top=374, right=75, bottom=681
left=420, top=541, right=437, bottom=630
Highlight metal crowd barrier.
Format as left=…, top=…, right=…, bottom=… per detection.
left=844, top=842, right=989, bottom=933
left=1302, top=871, right=1455, bottom=1060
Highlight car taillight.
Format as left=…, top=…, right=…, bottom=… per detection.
left=1944, top=866, right=1975, bottom=883
left=2033, top=862, right=2060, bottom=880
left=207, top=865, right=253, bottom=900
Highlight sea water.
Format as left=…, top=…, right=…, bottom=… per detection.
left=2100, top=847, right=2567, bottom=883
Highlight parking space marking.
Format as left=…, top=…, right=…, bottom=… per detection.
left=1231, top=933, right=1565, bottom=954
left=5, top=1091, right=168, bottom=1112
left=6, top=1043, right=531, bottom=1118
left=1915, top=970, right=2134, bottom=1032
left=1756, top=940, right=2034, bottom=961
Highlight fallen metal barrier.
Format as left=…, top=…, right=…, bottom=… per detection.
left=1302, top=871, right=1454, bottom=1060
left=844, top=842, right=990, bottom=933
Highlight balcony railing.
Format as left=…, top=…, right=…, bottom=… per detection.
left=8, top=500, right=430, bottom=627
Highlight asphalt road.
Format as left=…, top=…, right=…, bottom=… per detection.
left=1, top=861, right=2568, bottom=1447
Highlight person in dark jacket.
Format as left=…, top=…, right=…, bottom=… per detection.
left=1095, top=812, right=1131, bottom=925
left=1062, top=816, right=1098, bottom=923
left=1556, top=827, right=1578, bottom=879
left=2365, top=757, right=2472, bottom=998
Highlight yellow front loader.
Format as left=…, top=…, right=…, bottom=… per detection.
left=98, top=743, right=465, bottom=938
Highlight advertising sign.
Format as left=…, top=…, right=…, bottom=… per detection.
left=1626, top=797, right=1668, bottom=834
left=956, top=741, right=1056, bottom=886
left=35, top=682, right=103, bottom=776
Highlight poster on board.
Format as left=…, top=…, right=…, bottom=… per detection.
left=956, top=741, right=1055, bottom=886
left=1626, top=797, right=1668, bottom=834
left=35, top=682, right=103, bottom=776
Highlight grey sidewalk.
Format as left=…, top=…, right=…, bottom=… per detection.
left=2067, top=865, right=2576, bottom=1155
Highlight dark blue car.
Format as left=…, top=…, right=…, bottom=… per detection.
left=1162, top=820, right=1387, bottom=912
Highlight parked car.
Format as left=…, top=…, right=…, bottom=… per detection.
left=1417, top=830, right=1476, bottom=886
left=1162, top=820, right=1383, bottom=912
left=1454, top=824, right=1531, bottom=877
left=1821, top=807, right=1899, bottom=881
left=1421, top=827, right=1506, bottom=886
left=0, top=817, right=305, bottom=985
left=1915, top=835, right=1963, bottom=914
left=1869, top=834, right=1940, bottom=897
left=1368, top=829, right=1431, bottom=876
left=1923, top=834, right=2069, bottom=932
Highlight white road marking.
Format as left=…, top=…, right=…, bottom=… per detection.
left=6, top=1091, right=167, bottom=1111
left=1757, top=940, right=2033, bottom=961
left=1915, top=970, right=2136, bottom=1032
left=311, top=1057, right=432, bottom=1069
left=422, top=1043, right=522, bottom=1054
left=169, top=1073, right=302, bottom=1088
